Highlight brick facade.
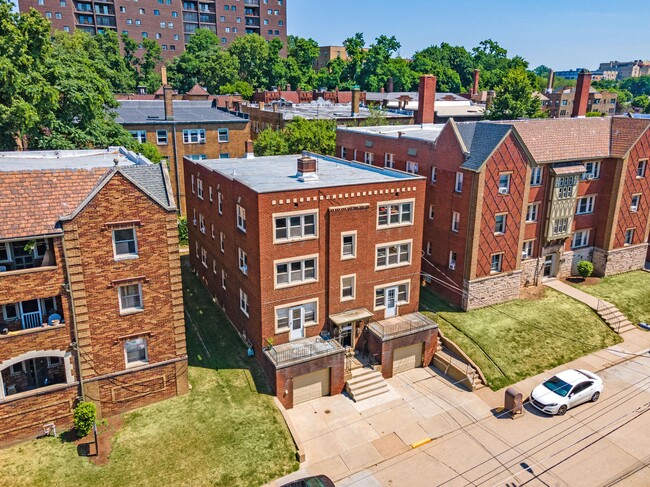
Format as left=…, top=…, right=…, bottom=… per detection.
left=366, top=328, right=438, bottom=379
left=0, top=161, right=187, bottom=444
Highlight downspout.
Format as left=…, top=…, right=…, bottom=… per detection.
left=172, top=122, right=181, bottom=212
left=61, top=233, right=85, bottom=401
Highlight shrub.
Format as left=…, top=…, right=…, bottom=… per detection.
left=577, top=260, right=594, bottom=278
left=178, top=216, right=188, bottom=246
left=73, top=401, right=96, bottom=437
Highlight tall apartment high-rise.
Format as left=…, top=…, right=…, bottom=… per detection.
left=18, top=0, right=287, bottom=61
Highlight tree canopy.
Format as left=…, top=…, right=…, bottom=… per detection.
left=254, top=118, right=336, bottom=156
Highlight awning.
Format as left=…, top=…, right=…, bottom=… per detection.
left=551, top=162, right=587, bottom=175
left=329, top=308, right=373, bottom=326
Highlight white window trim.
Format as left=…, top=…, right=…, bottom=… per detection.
left=118, top=283, right=143, bottom=315
left=341, top=231, right=357, bottom=260
left=494, top=213, right=507, bottom=235
left=239, top=289, right=249, bottom=317
left=571, top=229, right=591, bottom=249
left=182, top=128, right=206, bottom=144
left=273, top=297, right=319, bottom=334
left=428, top=205, right=434, bottom=220
left=340, top=274, right=356, bottom=302
left=218, top=192, right=223, bottom=214
left=218, top=128, right=229, bottom=143
left=273, top=254, right=319, bottom=289
left=624, top=228, right=635, bottom=246
left=238, top=247, right=248, bottom=275
left=236, top=204, right=246, bottom=233
left=631, top=193, right=641, bottom=212
left=522, top=239, right=535, bottom=259
left=384, top=153, right=394, bottom=168
left=376, top=199, right=415, bottom=229
left=431, top=166, right=437, bottom=183
left=375, top=239, right=412, bottom=271
left=449, top=251, right=457, bottom=270
left=220, top=232, right=225, bottom=253
left=364, top=152, right=374, bottom=164
left=526, top=203, right=539, bottom=223
left=373, top=279, right=411, bottom=311
left=530, top=166, right=542, bottom=186
left=490, top=253, right=504, bottom=274
left=221, top=269, right=226, bottom=290
left=406, top=161, right=418, bottom=174
left=124, top=337, right=149, bottom=368
left=112, top=227, right=139, bottom=261
left=197, top=178, right=204, bottom=200
left=637, top=159, right=647, bottom=178
left=452, top=211, right=460, bottom=233
left=576, top=195, right=595, bottom=215
left=272, top=209, right=319, bottom=244
left=498, top=173, right=511, bottom=194
left=156, top=129, right=168, bottom=145
left=455, top=172, right=463, bottom=193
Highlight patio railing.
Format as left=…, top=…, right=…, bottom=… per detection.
left=21, top=311, right=43, bottom=329
left=267, top=337, right=343, bottom=366
left=370, top=315, right=436, bottom=339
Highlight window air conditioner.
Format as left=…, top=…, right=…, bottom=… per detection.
left=498, top=187, right=509, bottom=195
left=586, top=174, right=594, bottom=180
left=449, top=262, right=456, bottom=270
left=631, top=205, right=638, bottom=212
left=200, top=140, right=206, bottom=144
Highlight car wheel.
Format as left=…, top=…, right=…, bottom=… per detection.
left=557, top=405, right=568, bottom=416
left=591, top=391, right=600, bottom=402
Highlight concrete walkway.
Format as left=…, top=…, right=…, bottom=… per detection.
left=543, top=278, right=604, bottom=309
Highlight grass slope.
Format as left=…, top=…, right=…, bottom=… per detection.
left=0, top=259, right=298, bottom=487
left=420, top=287, right=622, bottom=390
left=574, top=271, right=650, bottom=325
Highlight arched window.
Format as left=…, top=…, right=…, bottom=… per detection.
left=0, top=350, right=73, bottom=400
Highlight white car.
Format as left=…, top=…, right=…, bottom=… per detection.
left=530, top=369, right=603, bottom=416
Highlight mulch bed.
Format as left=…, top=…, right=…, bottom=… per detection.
left=72, top=414, right=124, bottom=465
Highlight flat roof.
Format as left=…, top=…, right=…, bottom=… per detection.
left=338, top=123, right=446, bottom=143
left=0, top=147, right=149, bottom=171
left=259, top=103, right=411, bottom=121
left=115, top=100, right=248, bottom=124
left=192, top=152, right=424, bottom=193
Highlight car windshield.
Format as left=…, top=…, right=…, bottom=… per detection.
left=304, top=479, right=326, bottom=487
left=542, top=376, right=572, bottom=397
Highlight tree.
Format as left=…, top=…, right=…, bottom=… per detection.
left=287, top=35, right=319, bottom=74
left=254, top=128, right=289, bottom=156
left=132, top=142, right=163, bottom=163
left=219, top=80, right=254, bottom=99
left=486, top=67, right=544, bottom=120
left=621, top=76, right=650, bottom=97
left=342, top=33, right=367, bottom=87
left=94, top=30, right=137, bottom=93
left=360, top=107, right=389, bottom=126
left=411, top=43, right=474, bottom=92
left=228, top=34, right=274, bottom=88
left=254, top=118, right=336, bottom=156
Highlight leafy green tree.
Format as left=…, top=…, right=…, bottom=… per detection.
left=94, top=30, right=137, bottom=93
left=632, top=94, right=650, bottom=110
left=360, top=107, right=389, bottom=126
left=411, top=42, right=474, bottom=92
left=359, top=35, right=401, bottom=91
left=621, top=76, right=650, bottom=97
left=228, top=34, right=273, bottom=88
left=486, top=67, right=543, bottom=120
left=472, top=39, right=528, bottom=90
left=287, top=35, right=319, bottom=74
left=342, top=33, right=367, bottom=87
left=140, top=38, right=163, bottom=93
left=533, top=65, right=551, bottom=77
left=219, top=80, right=254, bottom=99
left=254, top=128, right=290, bottom=156
left=132, top=142, right=163, bottom=163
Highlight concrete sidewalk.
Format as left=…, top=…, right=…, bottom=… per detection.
left=543, top=278, right=605, bottom=310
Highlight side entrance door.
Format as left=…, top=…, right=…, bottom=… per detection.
left=543, top=255, right=555, bottom=278
left=384, top=287, right=398, bottom=318
left=289, top=306, right=305, bottom=341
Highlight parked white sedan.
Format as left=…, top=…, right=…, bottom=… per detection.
left=530, top=369, right=603, bottom=416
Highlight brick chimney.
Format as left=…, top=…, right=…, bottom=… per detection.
left=161, top=67, right=173, bottom=121
left=351, top=86, right=361, bottom=116
left=297, top=155, right=318, bottom=181
left=472, top=69, right=480, bottom=96
left=245, top=139, right=254, bottom=159
left=546, top=69, right=555, bottom=93
left=415, top=75, right=436, bottom=125
left=387, top=77, right=394, bottom=93
left=572, top=69, right=592, bottom=118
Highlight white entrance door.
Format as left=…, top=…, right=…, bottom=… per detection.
left=289, top=307, right=305, bottom=341
left=384, top=287, right=398, bottom=318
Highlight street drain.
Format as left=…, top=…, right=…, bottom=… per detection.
left=324, top=410, right=331, bottom=414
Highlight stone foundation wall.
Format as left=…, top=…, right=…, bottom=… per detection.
left=464, top=271, right=522, bottom=310
left=520, top=259, right=540, bottom=287
left=597, top=244, right=649, bottom=276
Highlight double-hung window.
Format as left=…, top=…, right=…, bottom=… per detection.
left=218, top=128, right=229, bottom=142
left=275, top=257, right=317, bottom=287
left=236, top=205, right=246, bottom=232
left=197, top=178, right=203, bottom=199
left=341, top=232, right=356, bottom=259
left=572, top=229, right=590, bottom=248
left=455, top=172, right=463, bottom=193
left=638, top=160, right=647, bottom=178
left=526, top=203, right=539, bottom=222
left=113, top=228, right=138, bottom=258
left=451, top=212, right=460, bottom=232
left=183, top=128, right=206, bottom=144
left=199, top=213, right=205, bottom=234
left=624, top=228, right=635, bottom=245
left=124, top=337, right=148, bottom=366
left=341, top=275, right=355, bottom=301
left=376, top=242, right=411, bottom=269
left=118, top=284, right=143, bottom=313
left=522, top=240, right=534, bottom=259
left=495, top=213, right=507, bottom=234
left=576, top=196, right=595, bottom=215
left=218, top=192, right=223, bottom=214
left=631, top=194, right=641, bottom=212
left=156, top=130, right=168, bottom=145
left=377, top=201, right=413, bottom=227
left=406, top=161, right=418, bottom=174
left=374, top=283, right=409, bottom=309
left=384, top=153, right=394, bottom=168
left=238, top=248, right=248, bottom=275
left=239, top=289, right=249, bottom=317
left=130, top=130, right=147, bottom=143
left=530, top=166, right=542, bottom=186
left=364, top=152, right=374, bottom=164
left=581, top=161, right=601, bottom=180
left=491, top=253, right=503, bottom=273
left=498, top=173, right=511, bottom=194
left=431, top=167, right=437, bottom=183
left=274, top=212, right=317, bottom=241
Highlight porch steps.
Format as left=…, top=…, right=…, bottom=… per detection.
left=345, top=367, right=390, bottom=402
left=597, top=304, right=637, bottom=334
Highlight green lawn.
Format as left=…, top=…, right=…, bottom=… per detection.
left=420, top=287, right=622, bottom=391
left=573, top=271, right=650, bottom=325
left=0, top=257, right=298, bottom=487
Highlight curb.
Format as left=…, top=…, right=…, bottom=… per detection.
left=273, top=397, right=305, bottom=464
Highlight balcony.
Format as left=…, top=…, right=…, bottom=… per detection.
left=1, top=352, right=73, bottom=401
left=0, top=239, right=56, bottom=275
left=1, top=296, right=64, bottom=335
left=368, top=312, right=437, bottom=340
left=264, top=336, right=344, bottom=368
left=244, top=0, right=260, bottom=5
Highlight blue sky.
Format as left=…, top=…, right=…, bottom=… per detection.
left=288, top=0, right=650, bottom=70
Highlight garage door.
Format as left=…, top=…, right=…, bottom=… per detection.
left=393, top=343, right=423, bottom=375
left=293, top=368, right=330, bottom=405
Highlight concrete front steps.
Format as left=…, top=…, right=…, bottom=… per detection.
left=345, top=367, right=390, bottom=402
left=597, top=303, right=637, bottom=334
left=433, top=346, right=485, bottom=391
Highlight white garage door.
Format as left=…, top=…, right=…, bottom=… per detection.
left=393, top=343, right=423, bottom=375
left=293, top=368, right=330, bottom=405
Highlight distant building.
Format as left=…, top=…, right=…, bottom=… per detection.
left=18, top=0, right=287, bottom=61
left=555, top=68, right=617, bottom=82
left=598, top=60, right=650, bottom=80
left=314, top=46, right=349, bottom=71
left=115, top=83, right=250, bottom=215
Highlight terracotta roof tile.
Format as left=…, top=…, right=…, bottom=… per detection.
left=0, top=168, right=109, bottom=239
left=610, top=117, right=650, bottom=158
left=186, top=84, right=209, bottom=95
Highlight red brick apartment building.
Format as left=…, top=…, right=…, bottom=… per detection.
left=337, top=74, right=650, bottom=310
left=0, top=148, right=188, bottom=443
left=185, top=152, right=438, bottom=408
left=19, top=0, right=287, bottom=61
left=116, top=83, right=251, bottom=215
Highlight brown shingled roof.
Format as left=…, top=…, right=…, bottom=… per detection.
left=186, top=83, right=209, bottom=95
left=510, top=117, right=612, bottom=163
left=0, top=168, right=109, bottom=239
left=610, top=117, right=650, bottom=158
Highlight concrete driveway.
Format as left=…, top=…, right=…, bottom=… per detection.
left=273, top=366, right=494, bottom=484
